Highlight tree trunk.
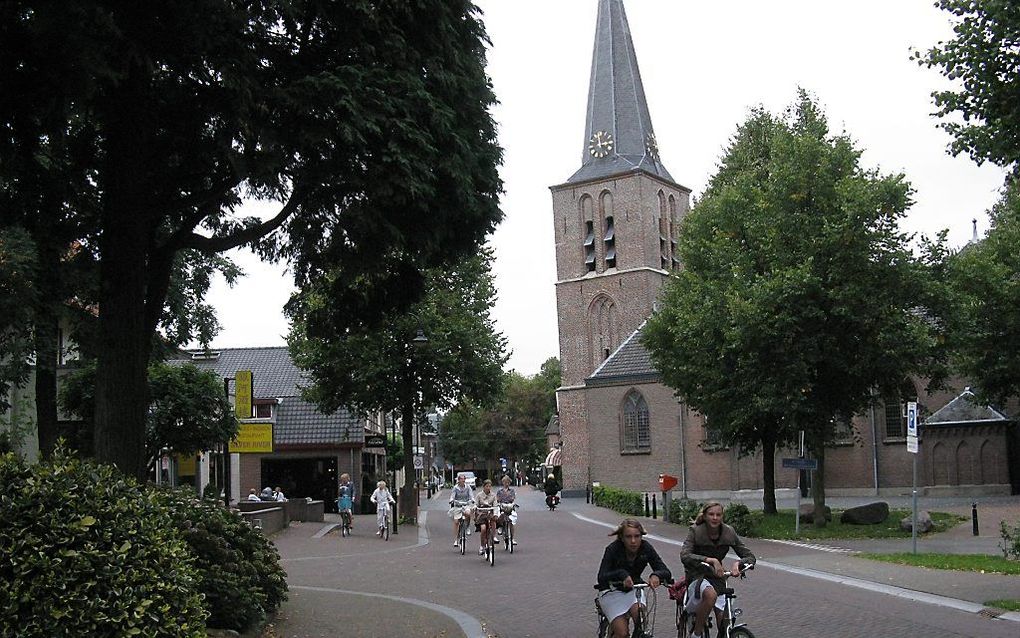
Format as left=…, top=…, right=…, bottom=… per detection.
left=761, top=436, right=777, bottom=514
left=400, top=395, right=417, bottom=523
left=93, top=62, right=156, bottom=480
left=33, top=239, right=61, bottom=458
left=811, top=435, right=827, bottom=528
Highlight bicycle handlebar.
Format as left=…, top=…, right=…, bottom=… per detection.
left=699, top=561, right=754, bottom=578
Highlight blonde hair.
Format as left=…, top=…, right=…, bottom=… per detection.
left=340, top=473, right=350, bottom=482
left=694, top=502, right=724, bottom=526
left=501, top=475, right=512, bottom=485
left=377, top=480, right=387, bottom=489
left=608, top=518, right=647, bottom=539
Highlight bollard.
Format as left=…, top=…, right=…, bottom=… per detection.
left=972, top=502, right=979, bottom=536
left=644, top=493, right=650, bottom=517
left=652, top=494, right=657, bottom=520
left=586, top=484, right=591, bottom=504
left=393, top=497, right=399, bottom=535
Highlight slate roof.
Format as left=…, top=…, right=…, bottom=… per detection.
left=170, top=347, right=365, bottom=445
left=545, top=413, right=560, bottom=436
left=586, top=324, right=660, bottom=386
left=924, top=388, right=1011, bottom=427
left=568, top=0, right=676, bottom=185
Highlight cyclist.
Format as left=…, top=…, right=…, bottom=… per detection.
left=473, top=479, right=498, bottom=556
left=369, top=480, right=395, bottom=535
left=544, top=473, right=561, bottom=509
left=448, top=473, right=474, bottom=547
left=679, top=502, right=756, bottom=638
left=495, top=474, right=518, bottom=545
left=596, top=518, right=671, bottom=638
left=337, top=472, right=356, bottom=529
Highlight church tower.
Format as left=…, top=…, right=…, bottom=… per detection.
left=551, top=0, right=690, bottom=493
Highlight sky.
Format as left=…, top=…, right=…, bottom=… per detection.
left=198, top=0, right=1007, bottom=377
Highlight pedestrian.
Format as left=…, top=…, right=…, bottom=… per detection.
left=273, top=486, right=287, bottom=501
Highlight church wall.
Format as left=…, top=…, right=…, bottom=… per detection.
left=556, top=387, right=591, bottom=493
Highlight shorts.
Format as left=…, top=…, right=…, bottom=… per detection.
left=597, top=588, right=647, bottom=622
left=684, top=578, right=726, bottom=613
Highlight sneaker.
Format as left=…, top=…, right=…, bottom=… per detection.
left=512, top=539, right=518, bottom=545
left=493, top=535, right=501, bottom=543
left=453, top=540, right=459, bottom=547
left=478, top=548, right=485, bottom=556
left=466, top=528, right=472, bottom=535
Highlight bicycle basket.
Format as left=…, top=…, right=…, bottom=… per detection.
left=667, top=577, right=688, bottom=601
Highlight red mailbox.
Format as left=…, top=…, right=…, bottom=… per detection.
left=658, top=473, right=678, bottom=492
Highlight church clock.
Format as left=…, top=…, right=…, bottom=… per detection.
left=588, top=130, right=614, bottom=158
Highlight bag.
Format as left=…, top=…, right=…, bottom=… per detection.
left=667, top=576, right=688, bottom=601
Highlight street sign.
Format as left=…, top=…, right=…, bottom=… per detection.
left=364, top=434, right=386, bottom=449
left=906, top=434, right=919, bottom=454
left=413, top=455, right=424, bottom=470
left=781, top=457, right=819, bottom=471
left=234, top=370, right=253, bottom=419
left=906, top=401, right=918, bottom=437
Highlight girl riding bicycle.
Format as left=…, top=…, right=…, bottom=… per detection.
left=679, top=502, right=756, bottom=638
left=474, top=479, right=498, bottom=556
left=369, top=480, right=395, bottom=536
left=495, top=474, right=518, bottom=545
left=337, top=473, right=356, bottom=529
left=596, top=518, right=672, bottom=638
left=448, top=473, right=475, bottom=547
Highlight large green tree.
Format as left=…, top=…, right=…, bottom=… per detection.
left=1, top=2, right=502, bottom=478
left=290, top=251, right=507, bottom=521
left=643, top=92, right=948, bottom=522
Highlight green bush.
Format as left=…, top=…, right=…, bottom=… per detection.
left=1000, top=520, right=1020, bottom=560
left=155, top=488, right=288, bottom=632
left=0, top=449, right=207, bottom=637
left=669, top=497, right=704, bottom=526
left=724, top=502, right=763, bottom=537
left=592, top=485, right=644, bottom=516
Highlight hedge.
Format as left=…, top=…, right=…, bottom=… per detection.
left=592, top=484, right=644, bottom=517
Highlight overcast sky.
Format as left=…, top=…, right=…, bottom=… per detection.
left=198, top=0, right=1007, bottom=376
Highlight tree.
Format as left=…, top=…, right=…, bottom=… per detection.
left=643, top=92, right=947, bottom=523
left=59, top=361, right=237, bottom=465
left=0, top=227, right=37, bottom=411
left=1, top=2, right=502, bottom=478
left=438, top=403, right=490, bottom=468
left=916, top=1, right=1020, bottom=168
left=290, top=250, right=507, bottom=521
left=948, top=181, right=1020, bottom=404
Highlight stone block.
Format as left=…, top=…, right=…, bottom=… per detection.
left=798, top=504, right=832, bottom=523
left=899, top=510, right=932, bottom=533
left=839, top=501, right=889, bottom=525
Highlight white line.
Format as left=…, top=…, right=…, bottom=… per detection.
left=290, top=584, right=485, bottom=638
left=570, top=512, right=1019, bottom=624
left=766, top=538, right=856, bottom=554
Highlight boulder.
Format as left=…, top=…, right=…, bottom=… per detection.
left=899, top=510, right=933, bottom=534
left=798, top=504, right=832, bottom=523
left=840, top=501, right=890, bottom=525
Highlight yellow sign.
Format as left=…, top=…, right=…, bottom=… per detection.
left=234, top=370, right=253, bottom=419
left=229, top=423, right=273, bottom=453
left=176, top=453, right=197, bottom=476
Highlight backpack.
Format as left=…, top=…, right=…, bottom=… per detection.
left=667, top=576, right=688, bottom=602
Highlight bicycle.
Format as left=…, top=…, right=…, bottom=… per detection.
left=673, top=563, right=754, bottom=638
left=451, top=500, right=472, bottom=556
left=336, top=495, right=353, bottom=537
left=594, top=582, right=657, bottom=638
left=497, top=503, right=518, bottom=553
left=475, top=505, right=499, bottom=567
left=377, top=502, right=390, bottom=541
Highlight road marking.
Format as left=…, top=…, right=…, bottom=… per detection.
left=570, top=512, right=1020, bottom=624
left=290, top=584, right=486, bottom=638
left=765, top=538, right=856, bottom=554
left=283, top=511, right=430, bottom=562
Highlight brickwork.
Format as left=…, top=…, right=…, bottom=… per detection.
left=556, top=387, right=590, bottom=492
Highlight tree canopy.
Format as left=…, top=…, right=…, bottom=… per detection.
left=643, top=91, right=948, bottom=519
left=1, top=2, right=503, bottom=477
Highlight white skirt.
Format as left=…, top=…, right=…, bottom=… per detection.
left=597, top=588, right=646, bottom=622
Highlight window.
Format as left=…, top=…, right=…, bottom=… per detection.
left=830, top=416, right=855, bottom=445
left=584, top=220, right=596, bottom=272
left=604, top=216, right=616, bottom=269
left=883, top=397, right=906, bottom=438
left=254, top=403, right=273, bottom=419
left=621, top=390, right=651, bottom=453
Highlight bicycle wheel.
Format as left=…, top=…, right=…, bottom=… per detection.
left=383, top=515, right=390, bottom=541
left=488, top=540, right=495, bottom=567
left=596, top=615, right=609, bottom=638
left=675, top=606, right=686, bottom=638
left=459, top=521, right=467, bottom=555
left=506, top=524, right=513, bottom=553
left=727, top=626, right=754, bottom=638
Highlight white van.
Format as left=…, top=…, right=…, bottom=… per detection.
left=458, top=471, right=477, bottom=488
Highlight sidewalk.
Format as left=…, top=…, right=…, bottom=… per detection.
left=561, top=495, right=1020, bottom=620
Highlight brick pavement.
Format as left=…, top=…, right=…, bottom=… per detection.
left=264, top=487, right=1019, bottom=637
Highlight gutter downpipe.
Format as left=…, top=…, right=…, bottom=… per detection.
left=870, top=392, right=879, bottom=496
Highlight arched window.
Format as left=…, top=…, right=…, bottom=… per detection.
left=931, top=442, right=949, bottom=485
left=881, top=383, right=917, bottom=439
left=589, top=295, right=619, bottom=368
left=621, top=390, right=651, bottom=453
left=600, top=191, right=615, bottom=271
left=955, top=441, right=973, bottom=485
left=580, top=195, right=596, bottom=273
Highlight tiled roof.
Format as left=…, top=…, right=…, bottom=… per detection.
left=170, top=346, right=365, bottom=445
left=545, top=414, right=560, bottom=436
left=924, top=388, right=1010, bottom=427
left=587, top=324, right=660, bottom=386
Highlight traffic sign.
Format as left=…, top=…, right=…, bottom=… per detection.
left=781, top=457, right=819, bottom=471
left=906, top=401, right=918, bottom=437
left=906, top=435, right=919, bottom=454
left=364, top=434, right=386, bottom=449
left=413, top=455, right=424, bottom=470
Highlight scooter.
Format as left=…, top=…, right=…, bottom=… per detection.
left=545, top=493, right=560, bottom=510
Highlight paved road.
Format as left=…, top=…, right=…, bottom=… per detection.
left=270, top=487, right=1019, bottom=637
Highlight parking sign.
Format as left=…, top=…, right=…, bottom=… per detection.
left=906, top=401, right=918, bottom=437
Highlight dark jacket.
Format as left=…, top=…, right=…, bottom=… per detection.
left=679, top=523, right=755, bottom=592
left=544, top=479, right=561, bottom=496
left=596, top=539, right=672, bottom=590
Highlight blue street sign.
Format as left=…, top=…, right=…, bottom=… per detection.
left=781, top=457, right=819, bottom=471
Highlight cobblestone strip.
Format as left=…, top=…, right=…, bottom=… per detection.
left=570, top=512, right=1020, bottom=624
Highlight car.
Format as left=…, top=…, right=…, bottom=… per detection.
left=458, top=471, right=477, bottom=488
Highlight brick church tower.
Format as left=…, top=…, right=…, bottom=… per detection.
left=551, top=0, right=690, bottom=493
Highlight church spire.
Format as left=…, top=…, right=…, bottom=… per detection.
left=568, top=0, right=673, bottom=184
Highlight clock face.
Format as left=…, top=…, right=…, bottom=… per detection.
left=589, top=130, right=614, bottom=158
left=645, top=133, right=659, bottom=159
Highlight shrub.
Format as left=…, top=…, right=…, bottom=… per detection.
left=1000, top=520, right=1020, bottom=560
left=592, top=485, right=644, bottom=516
left=155, top=487, right=288, bottom=633
left=669, top=497, right=704, bottom=526
left=0, top=448, right=207, bottom=637
left=724, top=502, right=763, bottom=537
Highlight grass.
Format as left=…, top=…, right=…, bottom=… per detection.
left=985, top=599, right=1020, bottom=612
left=859, top=552, right=1020, bottom=575
left=751, top=509, right=966, bottom=540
